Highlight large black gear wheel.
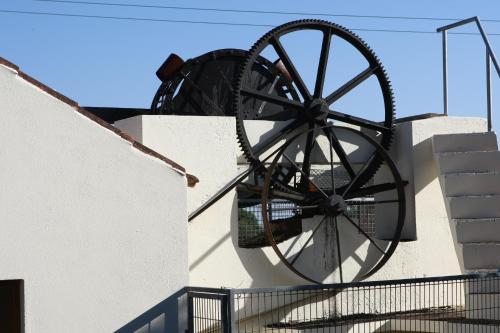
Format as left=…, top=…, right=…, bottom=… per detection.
left=234, top=19, right=395, bottom=193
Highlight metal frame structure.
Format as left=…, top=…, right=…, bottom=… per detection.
left=190, top=19, right=398, bottom=221
left=185, top=19, right=405, bottom=286
left=187, top=273, right=500, bottom=332
left=187, top=287, right=231, bottom=333
left=437, top=16, right=500, bottom=132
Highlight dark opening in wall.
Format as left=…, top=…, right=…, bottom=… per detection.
left=0, top=280, right=24, bottom=333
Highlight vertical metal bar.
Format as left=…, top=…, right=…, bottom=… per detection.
left=221, top=293, right=229, bottom=333
left=487, top=50, right=493, bottom=132
left=442, top=30, right=449, bottom=116
left=227, top=289, right=235, bottom=333
left=188, top=294, right=194, bottom=333
left=476, top=18, right=500, bottom=76
left=202, top=297, right=205, bottom=332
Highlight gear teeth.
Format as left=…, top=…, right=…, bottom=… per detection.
left=233, top=18, right=396, bottom=183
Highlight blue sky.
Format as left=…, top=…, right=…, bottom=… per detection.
left=0, top=0, right=498, bottom=129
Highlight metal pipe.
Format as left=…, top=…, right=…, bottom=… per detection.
left=442, top=30, right=448, bottom=116
left=487, top=51, right=492, bottom=132
left=187, top=165, right=257, bottom=222
left=476, top=18, right=500, bottom=76
left=228, top=289, right=236, bottom=333
left=436, top=16, right=477, bottom=32
left=437, top=16, right=499, bottom=130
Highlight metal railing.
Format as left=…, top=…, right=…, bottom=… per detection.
left=187, top=273, right=500, bottom=332
left=437, top=16, right=500, bottom=132
left=187, top=287, right=231, bottom=333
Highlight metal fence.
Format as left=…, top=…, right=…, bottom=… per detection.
left=187, top=273, right=500, bottom=332
left=187, top=288, right=231, bottom=333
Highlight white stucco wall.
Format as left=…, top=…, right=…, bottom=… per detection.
left=115, top=115, right=487, bottom=290
left=116, top=115, right=301, bottom=289
left=0, top=63, right=188, bottom=332
left=371, top=116, right=488, bottom=282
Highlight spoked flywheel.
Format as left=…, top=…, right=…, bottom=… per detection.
left=234, top=20, right=395, bottom=189
left=151, top=48, right=299, bottom=117
left=262, top=125, right=405, bottom=284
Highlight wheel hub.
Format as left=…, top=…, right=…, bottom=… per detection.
left=307, top=98, right=330, bottom=122
left=319, top=194, right=347, bottom=216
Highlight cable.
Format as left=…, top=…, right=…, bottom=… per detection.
left=33, top=0, right=500, bottom=23
left=2, top=8, right=500, bottom=36
left=0, top=9, right=273, bottom=27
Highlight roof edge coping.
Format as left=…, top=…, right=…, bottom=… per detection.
left=0, top=57, right=188, bottom=177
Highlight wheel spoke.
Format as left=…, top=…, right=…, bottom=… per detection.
left=342, top=213, right=387, bottom=255
left=241, top=87, right=304, bottom=110
left=327, top=129, right=336, bottom=193
left=314, top=28, right=332, bottom=98
left=327, top=110, right=391, bottom=133
left=333, top=216, right=343, bottom=282
left=182, top=76, right=226, bottom=114
left=325, top=65, right=379, bottom=105
left=270, top=36, right=312, bottom=101
left=345, top=182, right=398, bottom=199
left=282, top=153, right=329, bottom=198
left=251, top=119, right=303, bottom=157
left=323, top=127, right=356, bottom=179
left=290, top=216, right=326, bottom=265
left=342, top=152, right=377, bottom=197
left=256, top=75, right=281, bottom=115
left=299, top=125, right=316, bottom=191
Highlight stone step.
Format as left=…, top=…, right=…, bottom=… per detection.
left=436, top=151, right=500, bottom=174
left=432, top=132, right=498, bottom=153
left=466, top=292, right=500, bottom=320
left=453, top=218, right=500, bottom=243
left=448, top=195, right=500, bottom=219
left=462, top=243, right=500, bottom=270
left=444, top=172, right=500, bottom=196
